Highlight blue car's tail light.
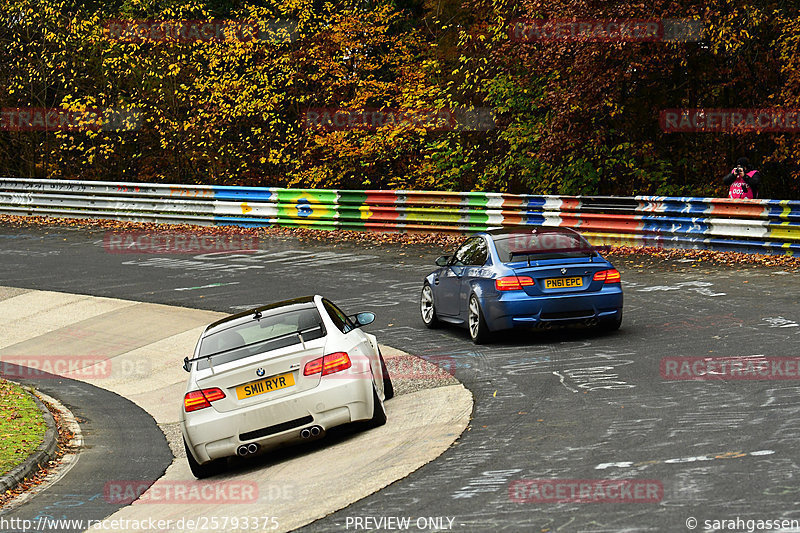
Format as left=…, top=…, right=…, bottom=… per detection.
left=593, top=269, right=621, bottom=283
left=495, top=276, right=535, bottom=291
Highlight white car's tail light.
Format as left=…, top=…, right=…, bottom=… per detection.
left=303, top=352, right=352, bottom=376
left=593, top=269, right=621, bottom=283
left=184, top=387, right=226, bottom=412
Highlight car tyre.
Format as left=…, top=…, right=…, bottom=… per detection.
left=600, top=309, right=623, bottom=332
left=379, top=351, right=394, bottom=400
left=367, top=383, right=387, bottom=428
left=184, top=439, right=225, bottom=479
left=420, top=283, right=440, bottom=328
left=468, top=294, right=490, bottom=344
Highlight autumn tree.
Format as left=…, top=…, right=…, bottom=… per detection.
left=1, top=0, right=799, bottom=198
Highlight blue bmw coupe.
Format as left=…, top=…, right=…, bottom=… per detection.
left=420, top=227, right=623, bottom=343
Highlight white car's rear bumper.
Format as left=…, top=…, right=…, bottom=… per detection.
left=182, top=376, right=374, bottom=464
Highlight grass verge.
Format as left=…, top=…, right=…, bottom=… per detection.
left=0, top=379, right=46, bottom=475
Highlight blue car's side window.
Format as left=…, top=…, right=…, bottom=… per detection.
left=454, top=237, right=487, bottom=266
left=472, top=238, right=488, bottom=266
left=452, top=241, right=469, bottom=266
left=454, top=237, right=488, bottom=266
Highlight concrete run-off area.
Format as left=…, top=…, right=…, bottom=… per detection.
left=0, top=287, right=472, bottom=533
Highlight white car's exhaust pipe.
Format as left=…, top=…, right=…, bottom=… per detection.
left=300, top=425, right=323, bottom=439
left=237, top=443, right=260, bottom=456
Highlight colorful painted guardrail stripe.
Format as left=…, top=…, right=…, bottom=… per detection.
left=1, top=178, right=799, bottom=256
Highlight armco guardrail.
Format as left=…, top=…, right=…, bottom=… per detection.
left=1, top=177, right=799, bottom=256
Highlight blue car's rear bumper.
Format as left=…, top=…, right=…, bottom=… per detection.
left=482, top=286, right=623, bottom=331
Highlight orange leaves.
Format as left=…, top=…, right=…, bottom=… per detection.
left=608, top=245, right=800, bottom=271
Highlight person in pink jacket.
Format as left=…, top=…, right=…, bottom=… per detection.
left=723, top=157, right=761, bottom=199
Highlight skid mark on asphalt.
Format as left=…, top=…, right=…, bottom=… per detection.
left=762, top=316, right=799, bottom=328
left=636, top=280, right=726, bottom=296
left=174, top=281, right=239, bottom=291
left=553, top=371, right=579, bottom=393
left=122, top=249, right=381, bottom=275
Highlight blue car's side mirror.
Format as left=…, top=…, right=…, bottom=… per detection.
left=435, top=255, right=451, bottom=267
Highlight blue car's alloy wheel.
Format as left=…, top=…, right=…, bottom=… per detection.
left=468, top=295, right=489, bottom=344
left=420, top=284, right=439, bottom=328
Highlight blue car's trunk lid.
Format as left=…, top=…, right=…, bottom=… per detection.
left=508, top=257, right=610, bottom=297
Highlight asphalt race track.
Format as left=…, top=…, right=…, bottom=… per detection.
left=0, top=286, right=470, bottom=533
left=1, top=224, right=799, bottom=532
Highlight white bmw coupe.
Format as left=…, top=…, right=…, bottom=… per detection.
left=180, top=295, right=393, bottom=478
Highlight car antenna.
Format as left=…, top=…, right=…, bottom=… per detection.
left=254, top=310, right=262, bottom=320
